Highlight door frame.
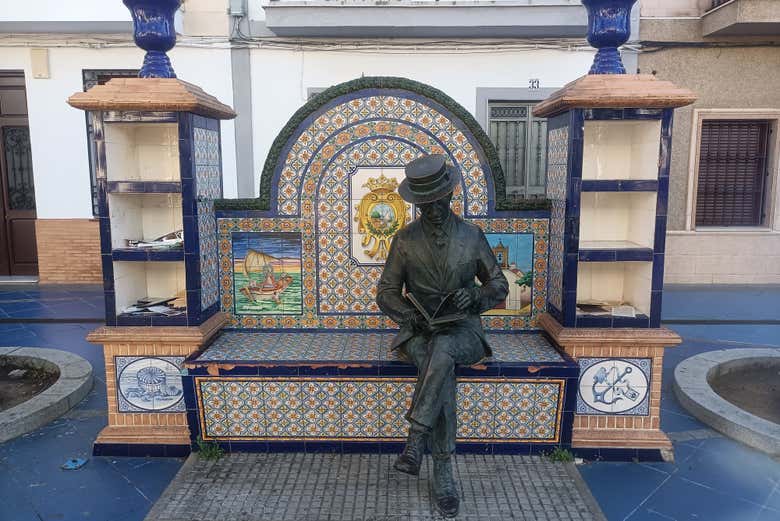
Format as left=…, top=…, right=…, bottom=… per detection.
left=0, top=70, right=36, bottom=276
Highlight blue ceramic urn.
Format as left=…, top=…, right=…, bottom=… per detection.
left=582, top=0, right=637, bottom=74
left=123, top=0, right=181, bottom=78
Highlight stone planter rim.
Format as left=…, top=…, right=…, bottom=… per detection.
left=0, top=347, right=93, bottom=444
left=673, top=348, right=780, bottom=456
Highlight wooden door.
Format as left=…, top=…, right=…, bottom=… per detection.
left=0, top=72, right=37, bottom=276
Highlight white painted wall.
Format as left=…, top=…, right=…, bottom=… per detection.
left=665, top=232, right=780, bottom=284
left=0, top=45, right=236, bottom=219
left=0, top=41, right=592, bottom=219
left=248, top=46, right=594, bottom=193
left=0, top=0, right=131, bottom=22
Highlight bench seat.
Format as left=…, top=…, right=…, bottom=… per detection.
left=192, top=331, right=565, bottom=364
left=182, top=331, right=579, bottom=453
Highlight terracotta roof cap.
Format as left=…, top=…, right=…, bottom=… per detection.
left=68, top=78, right=236, bottom=120
left=533, top=74, right=696, bottom=118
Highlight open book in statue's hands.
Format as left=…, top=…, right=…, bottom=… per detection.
left=405, top=291, right=467, bottom=328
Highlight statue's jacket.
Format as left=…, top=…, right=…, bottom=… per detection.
left=376, top=214, right=509, bottom=355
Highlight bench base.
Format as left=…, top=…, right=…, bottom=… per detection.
left=539, top=313, right=681, bottom=454
left=182, top=331, right=579, bottom=452
left=86, top=314, right=226, bottom=458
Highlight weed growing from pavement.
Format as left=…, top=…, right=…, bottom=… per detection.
left=545, top=447, right=574, bottom=462
left=196, top=437, right=224, bottom=460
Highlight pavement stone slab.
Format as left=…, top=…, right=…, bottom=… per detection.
left=144, top=453, right=605, bottom=521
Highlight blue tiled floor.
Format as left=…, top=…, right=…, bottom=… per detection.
left=0, top=289, right=182, bottom=521
left=662, top=284, right=780, bottom=322
left=580, top=284, right=780, bottom=521
left=1, top=284, right=779, bottom=521
left=0, top=284, right=104, bottom=321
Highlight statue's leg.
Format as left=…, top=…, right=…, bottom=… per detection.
left=406, top=333, right=456, bottom=430
left=429, top=370, right=456, bottom=458
left=393, top=336, right=432, bottom=476
left=429, top=328, right=484, bottom=517
left=428, top=342, right=460, bottom=518
left=403, top=336, right=432, bottom=428
left=396, top=331, right=481, bottom=481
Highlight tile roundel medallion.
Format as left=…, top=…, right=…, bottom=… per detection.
left=577, top=358, right=651, bottom=415
left=116, top=356, right=185, bottom=412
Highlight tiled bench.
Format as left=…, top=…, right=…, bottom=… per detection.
left=182, top=331, right=579, bottom=453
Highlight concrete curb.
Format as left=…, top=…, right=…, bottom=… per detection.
left=0, top=347, right=94, bottom=444
left=673, top=348, right=780, bottom=456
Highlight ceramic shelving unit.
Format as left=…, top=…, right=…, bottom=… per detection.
left=535, top=72, right=696, bottom=453
left=69, top=0, right=237, bottom=456
left=69, top=80, right=236, bottom=327
left=538, top=89, right=697, bottom=329
left=70, top=78, right=235, bottom=455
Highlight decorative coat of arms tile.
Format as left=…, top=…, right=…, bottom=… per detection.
left=351, top=168, right=410, bottom=264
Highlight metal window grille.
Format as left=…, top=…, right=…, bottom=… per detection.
left=487, top=102, right=547, bottom=198
left=695, top=119, right=771, bottom=227
left=83, top=69, right=139, bottom=216
left=2, top=127, right=35, bottom=211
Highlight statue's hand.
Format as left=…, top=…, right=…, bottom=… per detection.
left=453, top=287, right=481, bottom=311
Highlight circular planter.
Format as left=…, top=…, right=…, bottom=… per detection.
left=0, top=347, right=93, bottom=443
left=674, top=348, right=780, bottom=456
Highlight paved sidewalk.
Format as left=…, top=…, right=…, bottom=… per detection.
left=144, top=453, right=606, bottom=521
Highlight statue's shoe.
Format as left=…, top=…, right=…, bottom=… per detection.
left=393, top=427, right=427, bottom=476
left=433, top=456, right=459, bottom=518
left=434, top=493, right=459, bottom=518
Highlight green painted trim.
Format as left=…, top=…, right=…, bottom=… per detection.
left=214, top=76, right=550, bottom=212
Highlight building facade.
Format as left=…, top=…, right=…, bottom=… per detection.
left=2, top=0, right=637, bottom=284
left=639, top=0, right=780, bottom=284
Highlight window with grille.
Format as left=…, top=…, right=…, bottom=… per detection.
left=695, top=119, right=771, bottom=227
left=487, top=102, right=547, bottom=197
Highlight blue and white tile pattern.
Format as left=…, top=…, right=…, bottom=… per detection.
left=194, top=127, right=221, bottom=311
left=576, top=357, right=651, bottom=416
left=116, top=356, right=185, bottom=412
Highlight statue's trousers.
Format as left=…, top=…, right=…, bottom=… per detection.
left=402, top=326, right=485, bottom=457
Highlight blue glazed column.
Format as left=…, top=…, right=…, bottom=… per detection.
left=123, top=0, right=181, bottom=78
left=582, top=0, right=637, bottom=74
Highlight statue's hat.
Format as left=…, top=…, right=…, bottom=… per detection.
left=398, top=154, right=460, bottom=204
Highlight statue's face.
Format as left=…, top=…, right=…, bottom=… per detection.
left=418, top=192, right=453, bottom=226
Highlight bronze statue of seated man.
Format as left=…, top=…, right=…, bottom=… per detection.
left=377, top=153, right=509, bottom=518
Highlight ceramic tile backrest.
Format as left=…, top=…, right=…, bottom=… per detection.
left=215, top=88, right=550, bottom=332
